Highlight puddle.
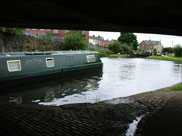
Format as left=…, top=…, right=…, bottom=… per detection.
left=125, top=115, right=144, bottom=136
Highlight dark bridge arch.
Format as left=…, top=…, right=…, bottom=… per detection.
left=1, top=0, right=182, bottom=35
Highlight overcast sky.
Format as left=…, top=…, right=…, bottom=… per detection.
left=90, top=31, right=182, bottom=47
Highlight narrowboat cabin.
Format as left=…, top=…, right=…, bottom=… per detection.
left=0, top=51, right=103, bottom=88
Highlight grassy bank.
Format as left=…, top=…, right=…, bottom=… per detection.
left=108, top=54, right=128, bottom=58
left=87, top=48, right=129, bottom=58
left=147, top=56, right=182, bottom=61
left=170, top=85, right=182, bottom=92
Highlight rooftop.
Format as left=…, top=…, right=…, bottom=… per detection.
left=143, top=40, right=160, bottom=45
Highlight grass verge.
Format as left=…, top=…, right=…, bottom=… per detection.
left=147, top=56, right=182, bottom=61
left=108, top=54, right=128, bottom=58
left=170, top=85, right=182, bottom=92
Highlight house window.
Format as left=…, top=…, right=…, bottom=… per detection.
left=7, top=60, right=21, bottom=72
left=86, top=55, right=96, bottom=63
left=46, top=58, right=55, bottom=67
left=53, top=29, right=59, bottom=34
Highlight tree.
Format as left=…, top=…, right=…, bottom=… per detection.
left=118, top=32, right=138, bottom=50
left=61, top=31, right=87, bottom=50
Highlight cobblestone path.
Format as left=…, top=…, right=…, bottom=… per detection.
left=0, top=102, right=145, bottom=136
left=133, top=83, right=182, bottom=136
left=135, top=94, right=182, bottom=136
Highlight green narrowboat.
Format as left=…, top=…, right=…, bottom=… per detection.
left=0, top=51, right=103, bottom=88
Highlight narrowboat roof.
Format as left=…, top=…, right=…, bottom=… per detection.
left=0, top=50, right=99, bottom=58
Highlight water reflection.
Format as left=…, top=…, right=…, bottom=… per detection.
left=0, top=58, right=182, bottom=106
left=0, top=71, right=102, bottom=105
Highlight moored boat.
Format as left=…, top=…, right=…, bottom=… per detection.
left=0, top=51, right=103, bottom=88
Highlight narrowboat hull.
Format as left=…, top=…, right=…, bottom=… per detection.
left=0, top=51, right=103, bottom=88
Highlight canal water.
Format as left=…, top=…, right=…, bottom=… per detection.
left=0, top=58, right=182, bottom=106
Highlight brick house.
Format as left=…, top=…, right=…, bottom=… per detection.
left=24, top=29, right=89, bottom=43
left=139, top=40, right=163, bottom=53
left=89, top=36, right=111, bottom=47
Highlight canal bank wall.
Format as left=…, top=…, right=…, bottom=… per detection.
left=0, top=83, right=181, bottom=136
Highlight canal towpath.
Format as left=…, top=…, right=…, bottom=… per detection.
left=0, top=83, right=182, bottom=136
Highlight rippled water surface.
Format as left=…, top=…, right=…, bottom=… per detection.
left=0, top=58, right=182, bottom=106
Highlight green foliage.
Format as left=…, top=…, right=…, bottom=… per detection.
left=108, top=41, right=133, bottom=54
left=108, top=41, right=122, bottom=54
left=61, top=31, right=87, bottom=50
left=4, top=28, right=24, bottom=36
left=120, top=43, right=133, bottom=54
left=136, top=48, right=143, bottom=53
left=153, top=48, right=157, bottom=55
left=97, top=50, right=108, bottom=57
left=118, top=32, right=138, bottom=50
left=147, top=56, right=182, bottom=61
left=170, top=85, right=182, bottom=92
left=162, top=47, right=174, bottom=53
left=174, top=44, right=182, bottom=57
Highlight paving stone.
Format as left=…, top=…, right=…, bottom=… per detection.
left=1, top=84, right=181, bottom=136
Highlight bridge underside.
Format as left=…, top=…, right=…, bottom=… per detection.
left=1, top=0, right=182, bottom=35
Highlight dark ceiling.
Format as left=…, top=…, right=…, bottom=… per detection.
left=1, top=0, right=182, bottom=36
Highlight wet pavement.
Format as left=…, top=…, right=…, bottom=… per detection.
left=1, top=83, right=182, bottom=136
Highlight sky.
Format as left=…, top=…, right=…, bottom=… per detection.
left=89, top=31, right=182, bottom=47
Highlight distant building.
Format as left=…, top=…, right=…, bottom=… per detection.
left=89, top=36, right=103, bottom=45
left=24, top=29, right=89, bottom=43
left=102, top=39, right=110, bottom=47
left=89, top=36, right=111, bottom=47
left=139, top=40, right=163, bottom=53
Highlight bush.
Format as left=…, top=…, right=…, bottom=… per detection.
left=163, top=47, right=174, bottom=54
left=61, top=31, right=87, bottom=50
left=108, top=41, right=122, bottom=54
left=108, top=41, right=133, bottom=55
left=174, top=44, right=182, bottom=57
left=153, top=48, right=157, bottom=55
left=120, top=43, right=133, bottom=54
left=98, top=50, right=108, bottom=57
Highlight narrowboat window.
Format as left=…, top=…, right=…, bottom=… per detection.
left=87, top=55, right=96, bottom=63
left=7, top=60, right=21, bottom=72
left=46, top=58, right=55, bottom=67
